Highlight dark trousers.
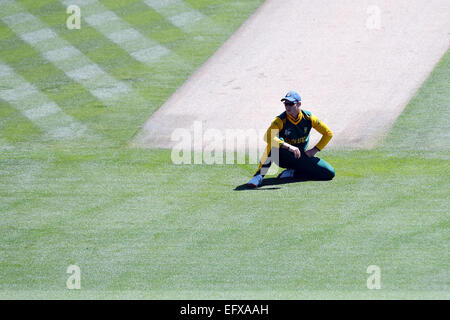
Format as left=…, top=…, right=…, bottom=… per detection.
left=257, top=147, right=335, bottom=181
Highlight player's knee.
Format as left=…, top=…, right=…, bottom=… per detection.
left=325, top=167, right=335, bottom=180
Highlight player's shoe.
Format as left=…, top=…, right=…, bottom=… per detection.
left=247, top=174, right=263, bottom=188
left=277, top=169, right=295, bottom=179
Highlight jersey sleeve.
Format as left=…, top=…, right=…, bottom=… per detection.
left=310, top=114, right=333, bottom=150
left=264, top=117, right=284, bottom=148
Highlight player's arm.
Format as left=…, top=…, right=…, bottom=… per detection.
left=263, top=117, right=284, bottom=148
left=263, top=118, right=296, bottom=150
left=305, top=114, right=333, bottom=157
left=263, top=117, right=301, bottom=158
left=253, top=118, right=285, bottom=176
left=311, top=114, right=333, bottom=150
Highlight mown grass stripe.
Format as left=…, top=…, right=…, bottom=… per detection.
left=0, top=2, right=132, bottom=103
left=0, top=62, right=88, bottom=140
left=0, top=63, right=12, bottom=76
left=1, top=2, right=156, bottom=143
left=0, top=82, right=35, bottom=101
left=21, top=28, right=57, bottom=44
left=169, top=11, right=203, bottom=29
left=130, top=46, right=170, bottom=64
left=42, top=45, right=81, bottom=62
left=22, top=102, right=60, bottom=120
left=1, top=11, right=34, bottom=26
left=84, top=11, right=119, bottom=27
left=60, top=0, right=187, bottom=68
left=143, top=0, right=206, bottom=32
left=108, top=28, right=141, bottom=44
left=65, top=63, right=104, bottom=82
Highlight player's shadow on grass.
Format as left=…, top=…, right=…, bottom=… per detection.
left=234, top=177, right=308, bottom=191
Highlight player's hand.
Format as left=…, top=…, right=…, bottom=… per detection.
left=289, top=145, right=301, bottom=159
left=305, top=147, right=319, bottom=158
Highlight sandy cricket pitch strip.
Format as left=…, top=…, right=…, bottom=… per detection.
left=137, top=0, right=450, bottom=151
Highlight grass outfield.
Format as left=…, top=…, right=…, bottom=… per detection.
left=0, top=1, right=449, bottom=299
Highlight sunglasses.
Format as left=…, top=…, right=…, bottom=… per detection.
left=283, top=101, right=295, bottom=106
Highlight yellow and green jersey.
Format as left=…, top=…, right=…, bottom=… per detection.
left=265, top=109, right=333, bottom=151
left=255, top=109, right=333, bottom=176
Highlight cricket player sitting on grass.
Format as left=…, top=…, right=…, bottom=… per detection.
left=248, top=91, right=335, bottom=188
